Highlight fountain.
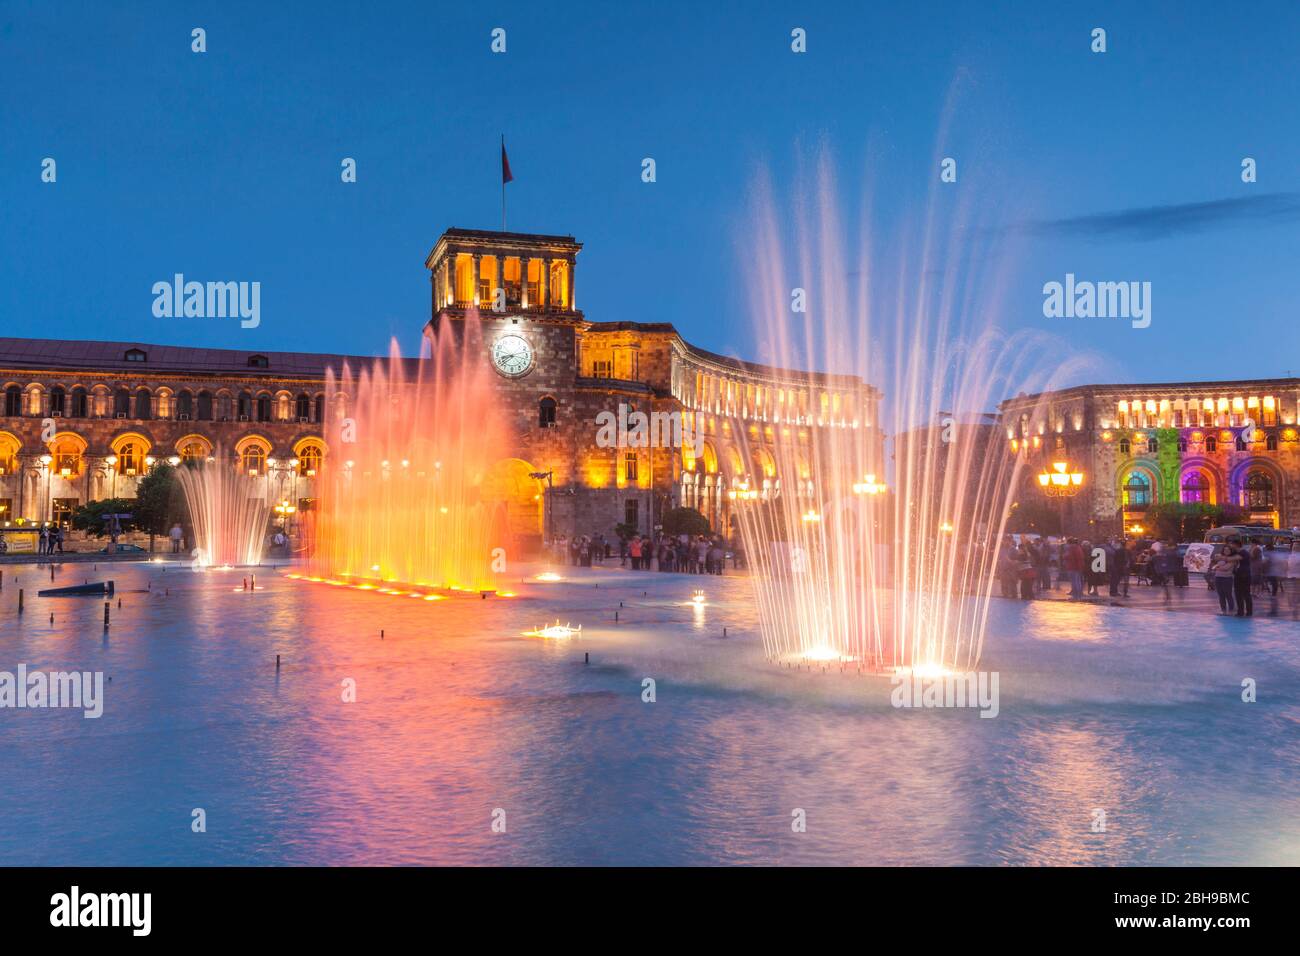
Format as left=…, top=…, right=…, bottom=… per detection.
left=175, top=458, right=271, bottom=567
left=731, top=157, right=1086, bottom=672
left=308, top=311, right=507, bottom=592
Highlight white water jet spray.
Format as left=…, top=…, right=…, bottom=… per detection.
left=730, top=151, right=1090, bottom=672
left=175, top=458, right=271, bottom=567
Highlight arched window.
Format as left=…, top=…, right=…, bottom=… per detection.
left=295, top=393, right=311, bottom=421
left=240, top=443, right=267, bottom=476
left=197, top=390, right=213, bottom=421
left=3, top=385, right=21, bottom=416
left=180, top=441, right=208, bottom=464
left=1118, top=438, right=1130, bottom=455
left=1181, top=472, right=1210, bottom=504
left=51, top=435, right=84, bottom=477
left=134, top=388, right=152, bottom=420
left=118, top=442, right=144, bottom=475
left=1205, top=435, right=1217, bottom=453
left=237, top=391, right=253, bottom=420
left=1122, top=471, right=1152, bottom=509
left=314, top=394, right=325, bottom=423
left=1235, top=436, right=1247, bottom=452
left=297, top=443, right=323, bottom=476
left=539, top=396, right=557, bottom=428
left=1244, top=472, right=1275, bottom=511
left=113, top=388, right=130, bottom=416
left=177, top=391, right=194, bottom=419
left=256, top=395, right=272, bottom=422
left=1266, top=433, right=1278, bottom=451
left=49, top=386, right=66, bottom=416
left=1147, top=436, right=1158, bottom=454
left=70, top=387, right=88, bottom=418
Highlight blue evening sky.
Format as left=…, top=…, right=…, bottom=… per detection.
left=3, top=0, right=1299, bottom=391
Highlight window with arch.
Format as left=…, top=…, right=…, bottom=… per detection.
left=50, top=435, right=84, bottom=477
left=238, top=391, right=253, bottom=420
left=49, top=386, right=66, bottom=416
left=240, top=443, right=268, bottom=476
left=70, top=387, right=88, bottom=418
left=1205, top=435, right=1218, bottom=453
left=1181, top=471, right=1211, bottom=504
left=1266, top=433, right=1278, bottom=451
left=539, top=396, right=557, bottom=428
left=118, top=441, right=144, bottom=475
left=295, top=393, right=311, bottom=421
left=176, top=390, right=194, bottom=418
left=1244, top=472, right=1275, bottom=511
left=1146, top=436, right=1158, bottom=454
left=297, top=443, right=323, bottom=476
left=1122, top=471, right=1152, bottom=509
left=0, top=434, right=19, bottom=475
left=314, top=394, right=325, bottom=423
left=3, top=385, right=21, bottom=417
left=1235, top=436, right=1247, bottom=452
left=256, top=395, right=272, bottom=423
left=134, top=388, right=152, bottom=420
left=1118, top=438, right=1130, bottom=455
left=179, top=441, right=209, bottom=464
left=197, top=390, right=213, bottom=421
left=113, top=388, right=130, bottom=416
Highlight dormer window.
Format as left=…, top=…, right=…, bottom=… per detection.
left=124, top=349, right=147, bottom=363
left=248, top=355, right=269, bottom=368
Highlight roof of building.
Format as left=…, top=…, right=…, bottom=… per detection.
left=1000, top=377, right=1300, bottom=410
left=0, top=337, right=400, bottom=379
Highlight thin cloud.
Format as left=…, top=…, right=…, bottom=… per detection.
left=1013, top=193, right=1300, bottom=241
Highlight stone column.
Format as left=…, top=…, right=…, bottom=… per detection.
left=568, top=258, right=576, bottom=310
left=472, top=254, right=483, bottom=306
left=543, top=258, right=553, bottom=310
left=495, top=255, right=504, bottom=312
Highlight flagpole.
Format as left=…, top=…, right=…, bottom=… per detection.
left=501, top=134, right=506, bottom=231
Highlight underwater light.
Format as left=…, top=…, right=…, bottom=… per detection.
left=524, top=621, right=581, bottom=640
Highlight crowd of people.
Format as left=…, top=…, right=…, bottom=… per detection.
left=550, top=532, right=738, bottom=574
left=998, top=533, right=1299, bottom=616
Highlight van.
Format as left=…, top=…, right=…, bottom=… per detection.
left=1204, top=525, right=1295, bottom=548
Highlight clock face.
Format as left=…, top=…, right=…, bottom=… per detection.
left=491, top=333, right=534, bottom=378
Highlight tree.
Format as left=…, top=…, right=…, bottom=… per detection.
left=1148, top=502, right=1246, bottom=542
left=70, top=498, right=137, bottom=537
left=133, top=463, right=184, bottom=551
left=1004, top=498, right=1061, bottom=536
left=661, top=506, right=710, bottom=537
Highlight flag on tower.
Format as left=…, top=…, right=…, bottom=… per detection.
left=501, top=137, right=513, bottom=184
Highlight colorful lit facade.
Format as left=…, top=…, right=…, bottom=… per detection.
left=1000, top=380, right=1300, bottom=535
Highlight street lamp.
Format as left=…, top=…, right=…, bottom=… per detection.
left=105, top=454, right=118, bottom=498
left=1037, top=460, right=1084, bottom=497
left=852, top=473, right=888, bottom=496
left=1038, top=459, right=1084, bottom=536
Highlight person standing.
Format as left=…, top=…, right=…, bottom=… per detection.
left=1233, top=540, right=1254, bottom=617
left=1212, top=544, right=1239, bottom=614
left=629, top=535, right=642, bottom=571
left=1063, top=537, right=1084, bottom=599
left=169, top=523, right=184, bottom=554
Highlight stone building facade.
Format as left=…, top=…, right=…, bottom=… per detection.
left=1, top=227, right=883, bottom=552
left=999, top=379, right=1300, bottom=536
